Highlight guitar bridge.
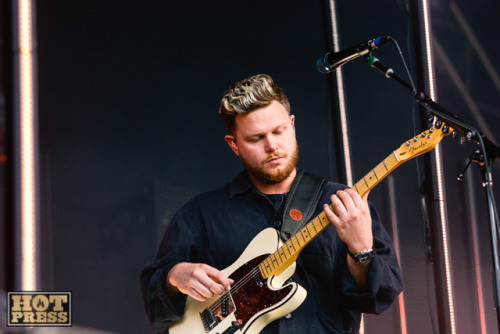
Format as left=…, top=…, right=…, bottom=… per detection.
left=200, top=292, right=236, bottom=332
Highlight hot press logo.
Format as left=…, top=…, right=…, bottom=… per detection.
left=7, top=292, right=71, bottom=326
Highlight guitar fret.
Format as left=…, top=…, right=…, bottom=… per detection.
left=318, top=214, right=326, bottom=227
left=294, top=235, right=302, bottom=248
left=373, top=169, right=378, bottom=180
left=309, top=225, right=316, bottom=238
left=264, top=264, right=271, bottom=276
left=375, top=164, right=385, bottom=177
left=270, top=256, right=277, bottom=269
left=382, top=160, right=389, bottom=171
left=363, top=177, right=369, bottom=188
left=263, top=260, right=270, bottom=273
left=300, top=231, right=307, bottom=243
left=278, top=249, right=286, bottom=262
left=305, top=226, right=312, bottom=239
left=353, top=184, right=360, bottom=194
left=311, top=221, right=318, bottom=233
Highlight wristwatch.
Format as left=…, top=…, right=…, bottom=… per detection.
left=347, top=248, right=374, bottom=264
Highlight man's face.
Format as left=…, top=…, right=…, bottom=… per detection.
left=225, top=100, right=298, bottom=184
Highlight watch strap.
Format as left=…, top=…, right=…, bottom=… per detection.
left=347, top=248, right=374, bottom=264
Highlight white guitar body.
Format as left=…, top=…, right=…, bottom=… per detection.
left=169, top=228, right=307, bottom=334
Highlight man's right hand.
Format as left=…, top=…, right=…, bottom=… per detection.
left=166, top=262, right=234, bottom=301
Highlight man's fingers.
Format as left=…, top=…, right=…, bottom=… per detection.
left=168, top=262, right=234, bottom=301
left=192, top=264, right=232, bottom=296
left=205, top=265, right=233, bottom=291
left=361, top=190, right=370, bottom=201
left=328, top=192, right=348, bottom=221
left=336, top=190, right=357, bottom=211
left=188, top=288, right=208, bottom=302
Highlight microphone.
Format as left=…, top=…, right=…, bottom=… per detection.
left=316, top=36, right=390, bottom=73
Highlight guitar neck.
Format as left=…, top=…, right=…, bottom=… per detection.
left=351, top=151, right=402, bottom=197
left=258, top=151, right=403, bottom=279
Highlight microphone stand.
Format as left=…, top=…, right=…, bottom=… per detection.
left=367, top=55, right=500, bottom=328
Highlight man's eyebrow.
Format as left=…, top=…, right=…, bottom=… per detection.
left=243, top=122, right=289, bottom=139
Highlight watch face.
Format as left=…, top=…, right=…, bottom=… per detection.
left=356, top=250, right=374, bottom=264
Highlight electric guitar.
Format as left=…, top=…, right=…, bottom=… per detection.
left=169, top=125, right=452, bottom=334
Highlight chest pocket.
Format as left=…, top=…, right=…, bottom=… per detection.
left=298, top=233, right=335, bottom=274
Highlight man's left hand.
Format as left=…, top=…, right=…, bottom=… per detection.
left=323, top=189, right=373, bottom=255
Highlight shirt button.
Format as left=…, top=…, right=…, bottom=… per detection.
left=273, top=220, right=282, bottom=228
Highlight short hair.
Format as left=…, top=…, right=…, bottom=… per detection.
left=219, top=74, right=291, bottom=133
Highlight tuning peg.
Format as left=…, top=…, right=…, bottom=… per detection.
left=427, top=114, right=434, bottom=124
left=451, top=131, right=457, bottom=139
left=434, top=119, right=443, bottom=129
left=442, top=124, right=449, bottom=134
left=457, top=160, right=472, bottom=182
left=457, top=150, right=484, bottom=182
left=471, top=150, right=484, bottom=164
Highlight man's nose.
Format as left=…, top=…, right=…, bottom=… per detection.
left=265, top=137, right=279, bottom=152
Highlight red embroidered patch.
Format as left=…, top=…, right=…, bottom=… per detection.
left=289, top=209, right=303, bottom=221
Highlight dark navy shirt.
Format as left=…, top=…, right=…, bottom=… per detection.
left=140, top=171, right=403, bottom=334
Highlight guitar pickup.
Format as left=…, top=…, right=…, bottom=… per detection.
left=253, top=273, right=264, bottom=287
left=221, top=293, right=229, bottom=317
left=200, top=292, right=237, bottom=332
left=200, top=308, right=220, bottom=332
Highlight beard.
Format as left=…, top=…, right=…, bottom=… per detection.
left=241, top=144, right=299, bottom=184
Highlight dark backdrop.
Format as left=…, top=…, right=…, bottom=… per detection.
left=33, top=1, right=500, bottom=333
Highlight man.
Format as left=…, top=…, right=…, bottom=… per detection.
left=140, top=74, right=403, bottom=333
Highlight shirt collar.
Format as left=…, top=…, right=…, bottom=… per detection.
left=228, top=168, right=302, bottom=199
left=229, top=171, right=255, bottom=198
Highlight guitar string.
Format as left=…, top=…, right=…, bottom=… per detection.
left=205, top=219, right=327, bottom=314
left=205, top=237, right=300, bottom=314
left=206, top=266, right=261, bottom=314
left=203, top=129, right=442, bottom=317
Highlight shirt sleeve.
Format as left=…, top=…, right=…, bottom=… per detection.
left=139, top=207, right=200, bottom=333
left=338, top=202, right=404, bottom=314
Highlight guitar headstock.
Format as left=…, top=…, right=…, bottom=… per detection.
left=395, top=124, right=453, bottom=162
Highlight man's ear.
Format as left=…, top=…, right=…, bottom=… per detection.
left=290, top=115, right=296, bottom=127
left=224, top=135, right=240, bottom=156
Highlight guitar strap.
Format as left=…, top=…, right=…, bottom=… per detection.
left=279, top=169, right=326, bottom=241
